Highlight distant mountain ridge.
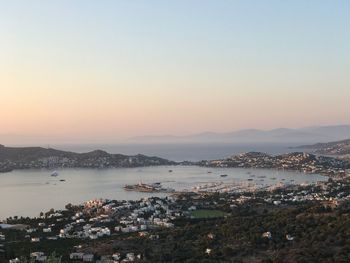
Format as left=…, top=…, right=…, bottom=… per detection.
left=0, top=145, right=175, bottom=173
left=130, top=125, right=350, bottom=144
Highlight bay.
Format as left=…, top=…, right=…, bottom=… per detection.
left=50, top=142, right=296, bottom=162
left=0, top=165, right=326, bottom=219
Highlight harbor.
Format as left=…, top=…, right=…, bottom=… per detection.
left=124, top=182, right=175, bottom=193
left=0, top=165, right=327, bottom=219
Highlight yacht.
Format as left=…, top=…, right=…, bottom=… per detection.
left=51, top=171, right=59, bottom=177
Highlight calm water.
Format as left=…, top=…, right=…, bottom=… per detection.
left=0, top=166, right=326, bottom=219
left=51, top=143, right=297, bottom=162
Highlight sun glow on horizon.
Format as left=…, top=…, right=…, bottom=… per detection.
left=1, top=1, right=350, bottom=143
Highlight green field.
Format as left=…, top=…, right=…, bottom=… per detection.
left=190, top=209, right=227, bottom=219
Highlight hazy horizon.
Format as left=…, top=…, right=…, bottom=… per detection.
left=1, top=2, right=349, bottom=261
left=1, top=123, right=350, bottom=145
left=2, top=1, right=350, bottom=144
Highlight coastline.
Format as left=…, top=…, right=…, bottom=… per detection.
left=2, top=175, right=349, bottom=261
left=0, top=165, right=328, bottom=220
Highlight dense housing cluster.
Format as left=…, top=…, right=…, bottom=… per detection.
left=201, top=152, right=350, bottom=176
left=2, top=173, right=350, bottom=262
left=1, top=149, right=350, bottom=262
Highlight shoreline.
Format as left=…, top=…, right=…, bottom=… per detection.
left=1, top=174, right=327, bottom=221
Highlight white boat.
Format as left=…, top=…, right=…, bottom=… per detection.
left=51, top=171, right=59, bottom=177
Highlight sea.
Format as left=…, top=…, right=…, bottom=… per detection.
left=0, top=143, right=318, bottom=220
left=50, top=142, right=299, bottom=162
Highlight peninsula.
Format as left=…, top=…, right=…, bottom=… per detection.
left=0, top=145, right=175, bottom=173
left=296, top=138, right=350, bottom=160
left=199, top=152, right=350, bottom=177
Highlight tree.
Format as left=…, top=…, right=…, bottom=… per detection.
left=46, top=252, right=62, bottom=263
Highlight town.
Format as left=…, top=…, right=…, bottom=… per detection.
left=1, top=167, right=350, bottom=262
left=0, top=145, right=175, bottom=173
left=3, top=0, right=350, bottom=261
left=199, top=152, right=350, bottom=177
left=1, top=150, right=350, bottom=262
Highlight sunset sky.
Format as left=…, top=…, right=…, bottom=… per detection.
left=1, top=1, right=350, bottom=143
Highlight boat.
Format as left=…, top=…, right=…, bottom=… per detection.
left=124, top=182, right=174, bottom=193
left=51, top=171, right=59, bottom=177
left=168, top=170, right=173, bottom=173
left=220, top=174, right=228, bottom=177
left=59, top=179, right=66, bottom=182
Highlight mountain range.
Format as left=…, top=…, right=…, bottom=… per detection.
left=130, top=125, right=350, bottom=144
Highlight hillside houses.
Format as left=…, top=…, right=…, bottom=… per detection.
left=0, top=145, right=175, bottom=173
left=3, top=179, right=350, bottom=261
left=2, top=160, right=350, bottom=262
left=2, top=196, right=182, bottom=260
left=201, top=152, right=350, bottom=177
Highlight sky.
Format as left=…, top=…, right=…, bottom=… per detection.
left=1, top=0, right=350, bottom=143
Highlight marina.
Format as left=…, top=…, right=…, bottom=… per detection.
left=124, top=182, right=175, bottom=193
left=0, top=166, right=327, bottom=219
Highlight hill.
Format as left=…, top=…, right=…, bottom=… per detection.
left=297, top=139, right=350, bottom=159
left=0, top=145, right=175, bottom=173
left=199, top=151, right=349, bottom=176
left=130, top=125, right=350, bottom=144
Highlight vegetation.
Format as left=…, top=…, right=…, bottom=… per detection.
left=190, top=209, right=227, bottom=219
left=2, top=190, right=350, bottom=262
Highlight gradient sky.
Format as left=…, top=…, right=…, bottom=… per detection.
left=1, top=0, right=350, bottom=143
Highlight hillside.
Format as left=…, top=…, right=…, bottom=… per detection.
left=199, top=151, right=350, bottom=176
left=0, top=145, right=175, bottom=172
left=297, top=139, right=350, bottom=159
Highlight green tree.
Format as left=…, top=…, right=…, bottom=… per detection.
left=47, top=252, right=62, bottom=263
